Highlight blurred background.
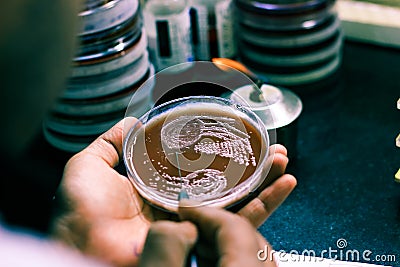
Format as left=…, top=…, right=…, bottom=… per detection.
left=6, top=0, right=400, bottom=265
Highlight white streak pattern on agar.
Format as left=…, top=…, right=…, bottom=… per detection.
left=147, top=115, right=255, bottom=199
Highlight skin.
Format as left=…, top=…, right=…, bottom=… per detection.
left=139, top=201, right=276, bottom=267
left=0, top=1, right=297, bottom=266
left=50, top=118, right=296, bottom=267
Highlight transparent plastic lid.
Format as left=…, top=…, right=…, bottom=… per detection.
left=122, top=62, right=277, bottom=212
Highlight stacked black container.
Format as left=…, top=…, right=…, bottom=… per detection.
left=44, top=0, right=154, bottom=153
left=234, top=0, right=342, bottom=91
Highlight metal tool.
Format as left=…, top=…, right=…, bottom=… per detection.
left=176, top=152, right=198, bottom=267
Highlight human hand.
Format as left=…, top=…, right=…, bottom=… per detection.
left=139, top=201, right=276, bottom=267
left=50, top=117, right=156, bottom=267
left=50, top=118, right=295, bottom=267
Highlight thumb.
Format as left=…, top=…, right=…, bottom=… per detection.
left=139, top=221, right=198, bottom=267
left=79, top=117, right=138, bottom=168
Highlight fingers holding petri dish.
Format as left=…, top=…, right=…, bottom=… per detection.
left=123, top=95, right=276, bottom=213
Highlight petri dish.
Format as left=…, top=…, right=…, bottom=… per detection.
left=123, top=95, right=272, bottom=212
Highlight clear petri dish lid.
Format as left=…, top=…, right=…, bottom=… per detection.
left=237, top=15, right=340, bottom=48
left=229, top=84, right=303, bottom=129
left=237, top=5, right=336, bottom=31
left=83, top=0, right=109, bottom=10
left=123, top=96, right=270, bottom=212
left=78, top=0, right=139, bottom=35
left=74, top=27, right=142, bottom=62
left=238, top=30, right=343, bottom=67
left=71, top=30, right=148, bottom=77
left=235, top=0, right=335, bottom=15
left=122, top=61, right=278, bottom=212
left=66, top=52, right=151, bottom=100
left=78, top=10, right=142, bottom=45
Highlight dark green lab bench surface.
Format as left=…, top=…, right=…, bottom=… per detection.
left=260, top=41, right=400, bottom=266
left=6, top=40, right=400, bottom=266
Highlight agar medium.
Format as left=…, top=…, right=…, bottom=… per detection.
left=123, top=96, right=273, bottom=213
